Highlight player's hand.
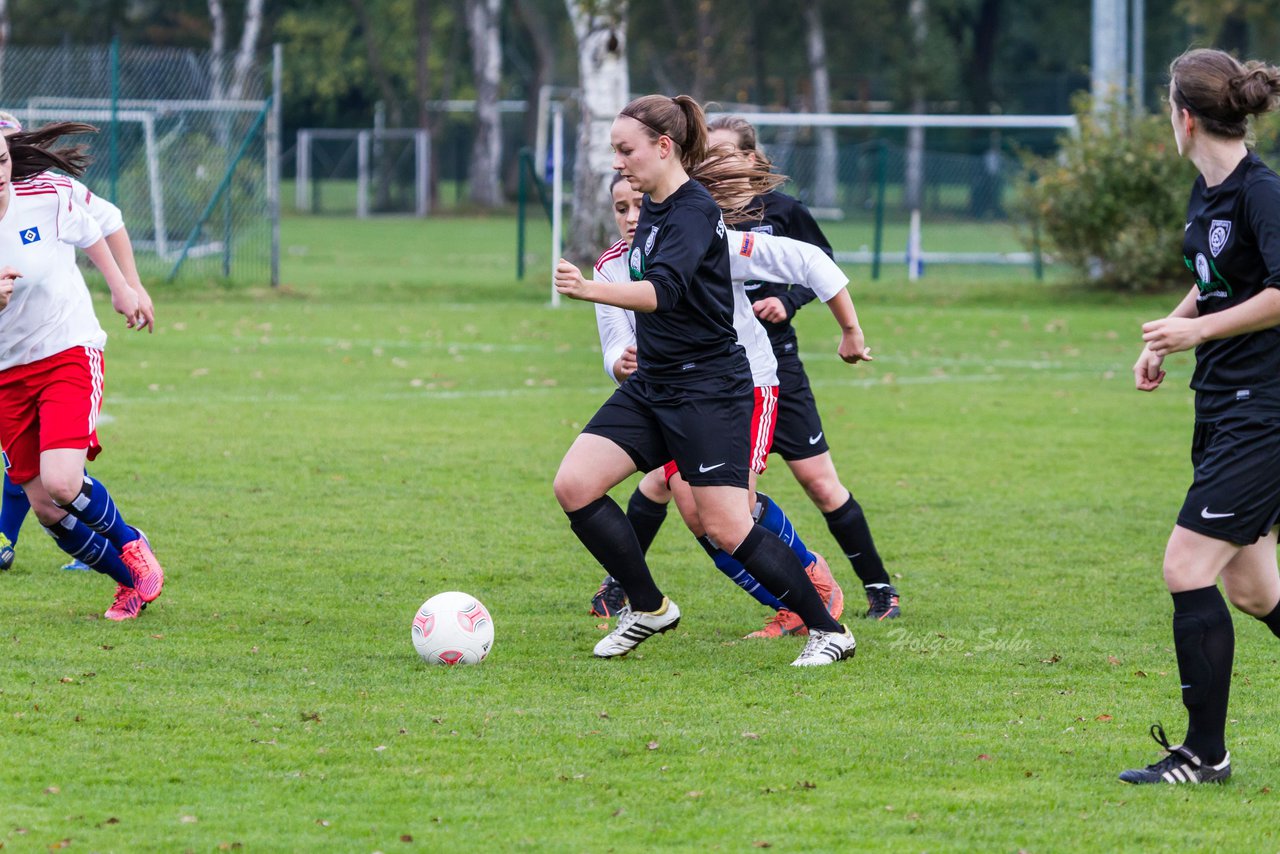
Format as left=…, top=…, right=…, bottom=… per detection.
left=131, top=281, right=155, bottom=332
left=614, top=345, right=639, bottom=380
left=838, top=327, right=873, bottom=363
left=0, top=266, right=19, bottom=310
left=752, top=297, right=788, bottom=323
left=1133, top=345, right=1166, bottom=392
left=1142, top=315, right=1203, bottom=358
left=554, top=259, right=591, bottom=300
left=111, top=286, right=143, bottom=329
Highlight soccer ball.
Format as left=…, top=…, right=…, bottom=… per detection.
left=411, top=591, right=494, bottom=665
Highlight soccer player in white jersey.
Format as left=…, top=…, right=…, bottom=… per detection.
left=0, top=111, right=154, bottom=573
left=589, top=172, right=858, bottom=636
left=0, top=123, right=165, bottom=620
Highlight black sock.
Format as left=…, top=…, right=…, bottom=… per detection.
left=567, top=496, right=663, bottom=612
left=732, top=526, right=842, bottom=633
left=626, top=488, right=669, bottom=555
left=1258, top=600, right=1280, bottom=640
left=1172, top=586, right=1233, bottom=764
left=822, top=494, right=890, bottom=587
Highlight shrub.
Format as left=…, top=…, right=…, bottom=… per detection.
left=1018, top=94, right=1197, bottom=291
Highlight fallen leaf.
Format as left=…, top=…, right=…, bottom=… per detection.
left=316, top=819, right=330, bottom=827
left=1134, top=670, right=1147, bottom=678
left=686, top=791, right=702, bottom=798
left=43, top=786, right=60, bottom=795
left=977, top=754, right=993, bottom=761
left=400, top=835, right=413, bottom=842
left=797, top=780, right=816, bottom=789
left=1096, top=714, right=1113, bottom=722
left=752, top=842, right=772, bottom=849
left=741, top=732, right=759, bottom=739
left=374, top=745, right=387, bottom=752
left=1041, top=654, right=1061, bottom=664
left=1107, top=656, right=1121, bottom=666
left=646, top=741, right=659, bottom=750
left=180, top=815, right=198, bottom=824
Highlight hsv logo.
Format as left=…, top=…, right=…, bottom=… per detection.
left=19, top=226, right=41, bottom=245
left=412, top=611, right=435, bottom=638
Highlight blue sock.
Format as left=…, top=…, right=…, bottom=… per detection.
left=697, top=535, right=785, bottom=610
left=754, top=493, right=816, bottom=568
left=1, top=471, right=31, bottom=545
left=58, top=475, right=135, bottom=551
left=44, top=514, right=133, bottom=587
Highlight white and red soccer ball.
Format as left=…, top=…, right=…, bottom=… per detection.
left=411, top=591, right=494, bottom=665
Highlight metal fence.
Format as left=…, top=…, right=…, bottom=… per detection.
left=0, top=42, right=278, bottom=285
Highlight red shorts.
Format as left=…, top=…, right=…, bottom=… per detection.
left=0, top=346, right=104, bottom=484
left=661, top=385, right=779, bottom=484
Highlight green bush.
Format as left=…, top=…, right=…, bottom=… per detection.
left=1019, top=95, right=1197, bottom=291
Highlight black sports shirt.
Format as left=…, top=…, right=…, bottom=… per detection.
left=738, top=191, right=833, bottom=359
left=1183, top=152, right=1280, bottom=416
left=628, top=179, right=750, bottom=384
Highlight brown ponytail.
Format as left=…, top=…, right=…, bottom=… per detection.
left=1171, top=49, right=1280, bottom=140
left=690, top=144, right=787, bottom=225
left=619, top=94, right=709, bottom=172
left=7, top=122, right=96, bottom=179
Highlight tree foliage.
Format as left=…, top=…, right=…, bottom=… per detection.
left=1019, top=96, right=1197, bottom=291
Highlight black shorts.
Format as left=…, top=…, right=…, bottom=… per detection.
left=769, top=356, right=829, bottom=461
left=1177, top=412, right=1280, bottom=545
left=582, top=375, right=755, bottom=488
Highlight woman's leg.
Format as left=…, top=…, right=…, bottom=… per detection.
left=1220, top=528, right=1280, bottom=634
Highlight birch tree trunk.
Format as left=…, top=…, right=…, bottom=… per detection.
left=804, top=3, right=837, bottom=210
left=905, top=0, right=927, bottom=211
left=466, top=0, right=504, bottom=208
left=564, top=0, right=629, bottom=265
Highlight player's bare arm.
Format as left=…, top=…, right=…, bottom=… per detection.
left=0, top=266, right=18, bottom=309
left=555, top=258, right=658, bottom=312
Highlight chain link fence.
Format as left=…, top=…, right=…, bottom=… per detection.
left=1, top=43, right=277, bottom=285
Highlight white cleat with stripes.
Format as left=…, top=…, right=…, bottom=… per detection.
left=593, top=598, right=681, bottom=658
left=790, top=626, right=856, bottom=667
left=1119, top=724, right=1232, bottom=784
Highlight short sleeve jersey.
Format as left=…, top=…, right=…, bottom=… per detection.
left=0, top=176, right=106, bottom=371
left=738, top=191, right=833, bottom=359
left=628, top=179, right=749, bottom=385
left=1183, top=152, right=1280, bottom=416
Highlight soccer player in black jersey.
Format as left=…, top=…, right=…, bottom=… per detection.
left=553, top=94, right=865, bottom=666
left=707, top=115, right=900, bottom=624
left=1121, top=48, right=1280, bottom=784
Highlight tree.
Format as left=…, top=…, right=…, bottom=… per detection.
left=803, top=2, right=837, bottom=210
left=466, top=0, right=504, bottom=207
left=564, top=0, right=628, bottom=265
left=905, top=0, right=927, bottom=210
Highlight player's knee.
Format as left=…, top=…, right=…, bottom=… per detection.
left=1225, top=586, right=1273, bottom=618
left=28, top=498, right=65, bottom=527
left=40, top=471, right=84, bottom=507
left=700, top=514, right=751, bottom=555
left=802, top=476, right=848, bottom=512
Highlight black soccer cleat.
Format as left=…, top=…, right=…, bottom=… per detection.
left=864, top=583, right=900, bottom=620
left=1119, top=723, right=1231, bottom=784
left=590, top=575, right=628, bottom=618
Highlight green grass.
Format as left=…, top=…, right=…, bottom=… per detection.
left=2, top=214, right=1278, bottom=852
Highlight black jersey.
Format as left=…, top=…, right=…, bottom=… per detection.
left=629, top=179, right=750, bottom=385
left=1183, top=152, right=1280, bottom=416
left=738, top=191, right=833, bottom=359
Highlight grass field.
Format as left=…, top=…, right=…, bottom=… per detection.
left=2, top=214, right=1278, bottom=852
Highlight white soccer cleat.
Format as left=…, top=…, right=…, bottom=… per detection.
left=593, top=597, right=681, bottom=658
left=790, top=626, right=856, bottom=667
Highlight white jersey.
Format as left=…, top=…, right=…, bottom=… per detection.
left=65, top=175, right=125, bottom=237
left=593, top=229, right=849, bottom=387
left=0, top=175, right=107, bottom=371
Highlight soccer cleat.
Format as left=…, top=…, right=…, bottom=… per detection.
left=120, top=531, right=164, bottom=604
left=791, top=626, right=857, bottom=667
left=805, top=552, right=844, bottom=621
left=0, top=533, right=13, bottom=570
left=864, top=583, right=901, bottom=620
left=593, top=598, right=681, bottom=658
left=590, top=575, right=628, bottom=618
left=62, top=559, right=92, bottom=571
left=745, top=608, right=807, bottom=638
left=1119, top=723, right=1232, bottom=784
left=103, top=584, right=144, bottom=621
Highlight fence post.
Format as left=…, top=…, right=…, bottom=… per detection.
left=517, top=147, right=528, bottom=281
left=872, top=139, right=887, bottom=281
left=109, top=37, right=120, bottom=203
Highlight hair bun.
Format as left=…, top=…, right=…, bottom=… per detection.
left=1228, top=62, right=1280, bottom=116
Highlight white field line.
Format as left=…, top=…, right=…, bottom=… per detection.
left=103, top=369, right=1144, bottom=407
